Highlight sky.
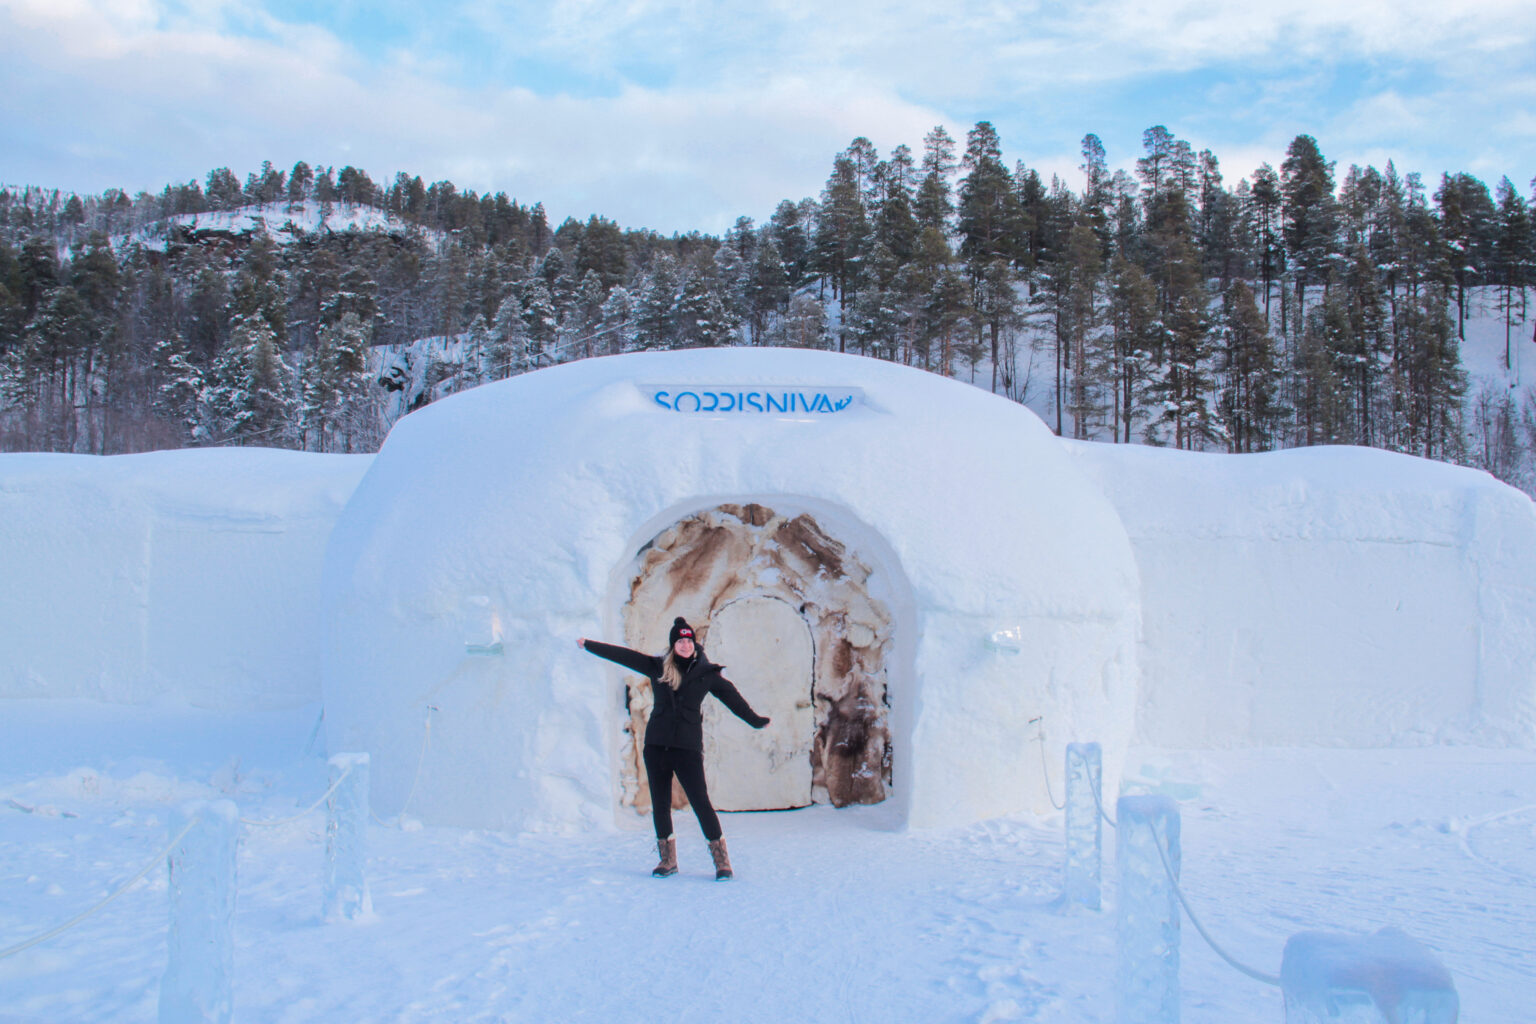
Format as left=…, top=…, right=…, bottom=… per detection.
left=3, top=0, right=1535, bottom=235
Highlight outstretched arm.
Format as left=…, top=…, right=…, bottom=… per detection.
left=711, top=676, right=770, bottom=729
left=579, top=639, right=663, bottom=678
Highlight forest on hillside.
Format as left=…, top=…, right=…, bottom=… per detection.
left=1, top=125, right=1534, bottom=490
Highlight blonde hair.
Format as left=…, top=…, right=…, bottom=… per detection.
left=659, top=647, right=688, bottom=690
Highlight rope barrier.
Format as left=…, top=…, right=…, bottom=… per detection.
left=372, top=705, right=435, bottom=826
left=0, top=815, right=200, bottom=961
left=1089, top=774, right=1118, bottom=829
left=1032, top=719, right=1064, bottom=811
left=239, top=766, right=352, bottom=828
left=1148, top=819, right=1282, bottom=987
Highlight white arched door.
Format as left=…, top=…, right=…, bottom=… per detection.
left=702, top=595, right=815, bottom=811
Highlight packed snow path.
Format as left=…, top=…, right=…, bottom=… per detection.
left=0, top=702, right=1532, bottom=1022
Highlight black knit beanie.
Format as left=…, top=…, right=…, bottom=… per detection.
left=669, top=617, right=695, bottom=646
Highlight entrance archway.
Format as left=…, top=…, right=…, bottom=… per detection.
left=617, top=502, right=895, bottom=817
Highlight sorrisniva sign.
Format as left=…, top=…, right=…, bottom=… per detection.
left=648, top=385, right=863, bottom=415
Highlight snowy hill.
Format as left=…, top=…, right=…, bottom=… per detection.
left=124, top=200, right=428, bottom=252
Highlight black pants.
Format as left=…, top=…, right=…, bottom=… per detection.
left=643, top=744, right=722, bottom=842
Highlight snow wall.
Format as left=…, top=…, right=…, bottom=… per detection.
left=1064, top=441, right=1536, bottom=748
left=0, top=449, right=371, bottom=709
left=322, top=349, right=1143, bottom=833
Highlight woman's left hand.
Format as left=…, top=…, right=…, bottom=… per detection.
left=753, top=716, right=771, bottom=729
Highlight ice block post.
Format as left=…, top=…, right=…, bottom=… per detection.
left=1280, top=928, right=1459, bottom=1024
left=1117, top=794, right=1180, bottom=1024
left=323, top=752, right=372, bottom=920
left=1064, top=741, right=1102, bottom=910
left=159, top=800, right=237, bottom=1024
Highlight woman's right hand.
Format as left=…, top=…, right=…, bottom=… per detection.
left=576, top=637, right=587, bottom=650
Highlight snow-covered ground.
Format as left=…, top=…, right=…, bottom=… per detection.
left=2, top=345, right=1532, bottom=1021
left=1, top=700, right=1532, bottom=1023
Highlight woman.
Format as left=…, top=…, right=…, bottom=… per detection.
left=577, top=617, right=769, bottom=880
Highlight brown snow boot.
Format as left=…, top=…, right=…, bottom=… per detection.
left=652, top=836, right=677, bottom=877
left=708, top=837, right=733, bottom=880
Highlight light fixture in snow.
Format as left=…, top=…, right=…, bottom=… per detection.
left=464, top=595, right=502, bottom=656
left=985, top=628, right=1024, bottom=654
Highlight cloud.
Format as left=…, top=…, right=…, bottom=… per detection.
left=0, top=0, right=951, bottom=231
left=2, top=0, right=1533, bottom=236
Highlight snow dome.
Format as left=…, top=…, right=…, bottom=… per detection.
left=1066, top=441, right=1536, bottom=749
left=321, top=348, right=1143, bottom=833
left=0, top=448, right=370, bottom=709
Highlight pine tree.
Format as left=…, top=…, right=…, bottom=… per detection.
left=870, top=150, right=919, bottom=272
left=768, top=199, right=815, bottom=289
left=149, top=335, right=205, bottom=443
left=711, top=241, right=748, bottom=331
left=0, top=240, right=25, bottom=359
left=17, top=236, right=59, bottom=320
left=1136, top=126, right=1176, bottom=199
left=597, top=285, right=634, bottom=354
left=815, top=154, right=869, bottom=303
left=633, top=255, right=679, bottom=350
left=69, top=233, right=125, bottom=450
left=845, top=281, right=902, bottom=360
left=208, top=314, right=295, bottom=446
left=204, top=168, right=243, bottom=211
left=1397, top=281, right=1465, bottom=459
left=1435, top=172, right=1497, bottom=342
left=488, top=294, right=527, bottom=378
left=246, top=161, right=286, bottom=206
left=459, top=313, right=493, bottom=386
left=287, top=161, right=314, bottom=209
left=957, top=122, right=1020, bottom=391
left=1293, top=293, right=1355, bottom=445
left=1493, top=177, right=1531, bottom=369
left=1079, top=134, right=1112, bottom=249
left=904, top=226, right=954, bottom=368
left=301, top=311, right=372, bottom=451
left=924, top=267, right=970, bottom=376
left=1150, top=289, right=1218, bottom=450
left=681, top=271, right=738, bottom=348
left=972, top=258, right=1018, bottom=393
left=520, top=279, right=559, bottom=365
left=1105, top=256, right=1159, bottom=443
left=1280, top=135, right=1339, bottom=325
left=1060, top=223, right=1103, bottom=437
left=1197, top=150, right=1240, bottom=285
left=1468, top=383, right=1524, bottom=487
left=957, top=122, right=1018, bottom=270
left=18, top=285, right=93, bottom=449
left=776, top=292, right=830, bottom=349
left=1033, top=178, right=1077, bottom=433
left=915, top=126, right=957, bottom=234
left=1014, top=165, right=1050, bottom=275
left=745, top=240, right=789, bottom=343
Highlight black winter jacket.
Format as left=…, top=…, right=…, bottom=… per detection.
left=583, top=640, right=768, bottom=751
